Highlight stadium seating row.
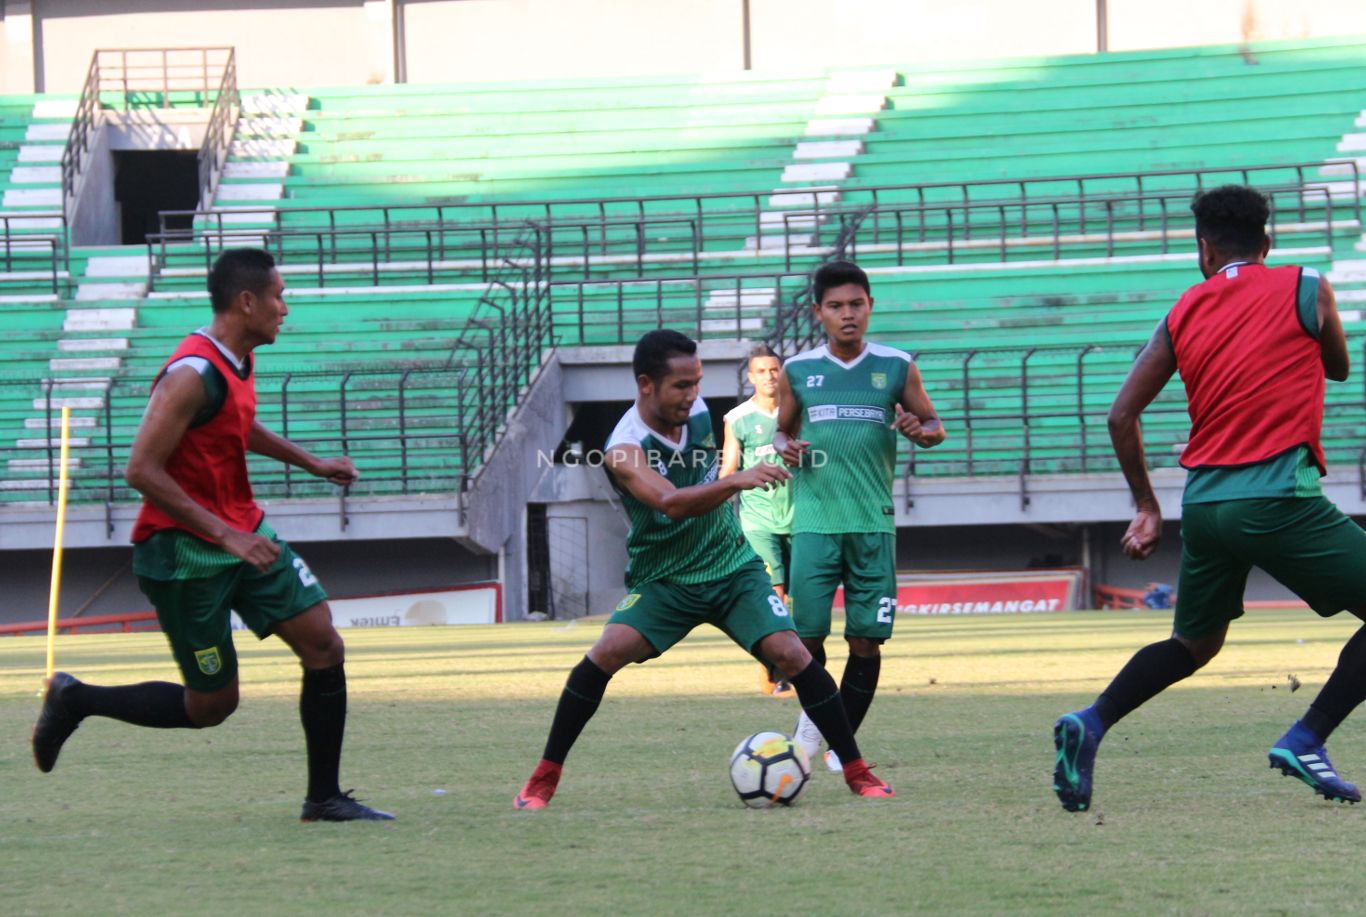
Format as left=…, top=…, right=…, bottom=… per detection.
left=3, top=36, right=1366, bottom=504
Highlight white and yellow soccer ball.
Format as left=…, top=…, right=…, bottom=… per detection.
left=729, top=731, right=811, bottom=808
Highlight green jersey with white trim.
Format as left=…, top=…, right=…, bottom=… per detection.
left=606, top=398, right=757, bottom=587
left=784, top=342, right=911, bottom=535
left=723, top=398, right=793, bottom=534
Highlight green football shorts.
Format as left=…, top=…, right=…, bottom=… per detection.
left=1175, top=496, right=1366, bottom=640
left=742, top=525, right=791, bottom=591
left=607, top=559, right=795, bottom=658
left=789, top=532, right=897, bottom=641
left=136, top=529, right=328, bottom=691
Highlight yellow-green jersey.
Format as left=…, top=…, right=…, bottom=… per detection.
left=606, top=398, right=757, bottom=588
left=723, top=398, right=794, bottom=535
left=784, top=342, right=911, bottom=535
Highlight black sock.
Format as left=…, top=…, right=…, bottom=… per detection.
left=301, top=663, right=347, bottom=803
left=542, top=656, right=612, bottom=765
left=840, top=654, right=881, bottom=735
left=1301, top=625, right=1366, bottom=742
left=791, top=660, right=860, bottom=765
left=1093, top=638, right=1198, bottom=729
left=809, top=641, right=827, bottom=669
left=65, top=681, right=196, bottom=729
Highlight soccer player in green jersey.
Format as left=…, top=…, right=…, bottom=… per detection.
left=721, top=344, right=796, bottom=698
left=774, top=261, right=946, bottom=771
left=514, top=330, right=896, bottom=808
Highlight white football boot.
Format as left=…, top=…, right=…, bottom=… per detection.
left=793, top=710, right=823, bottom=763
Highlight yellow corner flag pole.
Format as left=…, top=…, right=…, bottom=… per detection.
left=44, top=406, right=72, bottom=685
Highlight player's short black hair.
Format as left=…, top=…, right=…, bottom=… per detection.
left=633, top=329, right=698, bottom=383
left=747, top=343, right=780, bottom=366
left=208, top=248, right=277, bottom=314
left=1191, top=185, right=1270, bottom=257
left=812, top=260, right=871, bottom=304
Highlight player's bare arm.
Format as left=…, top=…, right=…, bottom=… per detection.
left=605, top=442, right=790, bottom=521
left=892, top=361, right=946, bottom=447
left=772, top=368, right=808, bottom=466
left=1317, top=275, right=1349, bottom=382
left=719, top=420, right=741, bottom=478
left=1108, top=321, right=1178, bottom=560
left=125, top=366, right=280, bottom=572
left=248, top=420, right=359, bottom=485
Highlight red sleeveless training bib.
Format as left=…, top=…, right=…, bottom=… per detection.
left=1166, top=263, right=1325, bottom=471
left=130, top=333, right=263, bottom=543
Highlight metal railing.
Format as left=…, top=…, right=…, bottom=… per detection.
left=59, top=47, right=236, bottom=218
left=149, top=225, right=500, bottom=290
left=88, top=47, right=234, bottom=109
left=159, top=158, right=1362, bottom=240
left=548, top=270, right=814, bottom=346
left=14, top=334, right=1363, bottom=510
left=898, top=340, right=1366, bottom=510
left=859, top=160, right=1362, bottom=225
left=8, top=155, right=1363, bottom=509
left=147, top=210, right=772, bottom=289
left=2, top=367, right=472, bottom=509
left=59, top=57, right=103, bottom=216
left=453, top=228, right=554, bottom=477
left=766, top=204, right=874, bottom=358
left=836, top=184, right=1344, bottom=266
left=0, top=235, right=66, bottom=294
left=0, top=211, right=68, bottom=272
left=146, top=172, right=1355, bottom=293
left=196, top=49, right=239, bottom=208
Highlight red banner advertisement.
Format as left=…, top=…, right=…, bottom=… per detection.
left=834, top=570, right=1082, bottom=616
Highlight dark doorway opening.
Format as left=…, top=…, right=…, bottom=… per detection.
left=527, top=503, right=550, bottom=618
left=113, top=150, right=199, bottom=245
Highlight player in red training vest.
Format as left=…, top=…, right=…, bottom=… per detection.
left=1053, top=184, right=1366, bottom=812
left=31, top=249, right=393, bottom=822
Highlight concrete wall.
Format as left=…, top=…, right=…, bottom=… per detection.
left=401, top=0, right=745, bottom=83
left=747, top=0, right=1097, bottom=70
left=1107, top=0, right=1366, bottom=52
left=30, top=1, right=378, bottom=92
left=67, top=124, right=119, bottom=246
left=0, top=1, right=38, bottom=94
left=7, top=0, right=1366, bottom=94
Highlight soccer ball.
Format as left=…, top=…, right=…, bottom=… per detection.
left=729, top=731, right=811, bottom=808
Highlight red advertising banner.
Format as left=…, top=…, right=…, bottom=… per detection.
left=833, top=570, right=1081, bottom=616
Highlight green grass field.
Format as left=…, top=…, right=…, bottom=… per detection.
left=2, top=609, right=1363, bottom=916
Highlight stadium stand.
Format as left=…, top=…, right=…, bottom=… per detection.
left=3, top=36, right=1366, bottom=514
left=850, top=37, right=1366, bottom=198
left=0, top=94, right=72, bottom=215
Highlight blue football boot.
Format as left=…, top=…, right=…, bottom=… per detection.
left=1053, top=707, right=1105, bottom=812
left=1268, top=722, right=1360, bottom=804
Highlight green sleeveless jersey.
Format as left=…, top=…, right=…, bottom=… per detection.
left=723, top=398, right=794, bottom=534
left=784, top=342, right=911, bottom=535
left=606, top=397, right=757, bottom=587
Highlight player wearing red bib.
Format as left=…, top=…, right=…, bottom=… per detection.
left=1053, top=185, right=1365, bottom=812
left=32, top=249, right=392, bottom=822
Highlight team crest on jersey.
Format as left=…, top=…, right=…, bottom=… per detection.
left=870, top=372, right=888, bottom=390
left=615, top=593, right=641, bottom=611
left=194, top=647, right=223, bottom=676
left=701, top=433, right=715, bottom=448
